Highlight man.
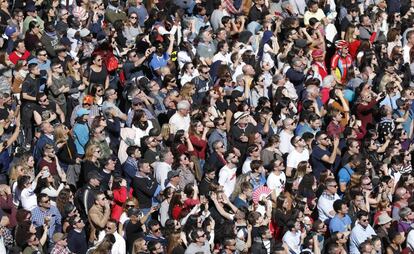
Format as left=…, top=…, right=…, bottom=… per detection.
left=165, top=170, right=180, bottom=191
left=392, top=187, right=411, bottom=220
left=338, top=155, right=361, bottom=194
left=349, top=211, right=377, bottom=254
left=75, top=171, right=103, bottom=221
left=208, top=118, right=228, bottom=153
left=88, top=191, right=111, bottom=243
left=32, top=93, right=61, bottom=125
left=317, top=178, right=340, bottom=222
left=67, top=216, right=88, bottom=254
left=8, top=39, right=30, bottom=65
left=248, top=0, right=270, bottom=23
left=207, top=140, right=227, bottom=173
left=47, top=62, right=69, bottom=115
left=251, top=225, right=276, bottom=252
left=196, top=29, right=216, bottom=65
left=286, top=57, right=306, bottom=96
left=341, top=138, right=360, bottom=166
left=359, top=14, right=379, bottom=42
left=153, top=148, right=174, bottom=190
left=149, top=35, right=174, bottom=77
left=105, top=0, right=127, bottom=24
left=102, top=88, right=128, bottom=121
left=122, top=146, right=141, bottom=190
left=230, top=111, right=256, bottom=159
left=148, top=241, right=164, bottom=254
left=303, top=1, right=327, bottom=25
left=31, top=193, right=62, bottom=249
left=28, top=48, right=51, bottom=87
left=404, top=30, right=414, bottom=63
left=123, top=49, right=152, bottom=81
left=104, top=219, right=126, bottom=254
left=21, top=63, right=41, bottom=148
left=101, top=156, right=118, bottom=192
left=267, top=158, right=286, bottom=197
left=185, top=228, right=211, bottom=254
left=192, top=64, right=213, bottom=104
left=329, top=200, right=352, bottom=233
left=375, top=213, right=392, bottom=248
left=169, top=100, right=191, bottom=134
left=340, top=6, right=359, bottom=37
left=311, top=131, right=340, bottom=179
left=132, top=160, right=160, bottom=214
left=5, top=25, right=20, bottom=54
left=51, top=233, right=71, bottom=254
left=145, top=220, right=167, bottom=246
left=199, top=167, right=217, bottom=196
left=33, top=121, right=55, bottom=162
left=296, top=113, right=322, bottom=136
left=23, top=4, right=44, bottom=34
left=286, top=136, right=310, bottom=176
left=279, top=118, right=296, bottom=155
left=219, top=152, right=239, bottom=197
left=41, top=23, right=60, bottom=58
left=331, top=40, right=353, bottom=85
left=143, top=136, right=160, bottom=165
left=23, top=233, right=46, bottom=254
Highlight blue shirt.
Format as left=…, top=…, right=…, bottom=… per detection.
left=31, top=205, right=62, bottom=243
left=338, top=164, right=354, bottom=185
left=149, top=53, right=169, bottom=72
left=329, top=214, right=352, bottom=233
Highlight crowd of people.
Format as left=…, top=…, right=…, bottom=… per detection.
left=0, top=0, right=414, bottom=253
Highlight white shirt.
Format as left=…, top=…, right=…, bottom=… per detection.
left=21, top=183, right=38, bottom=211
left=404, top=44, right=412, bottom=64
left=131, top=121, right=153, bottom=147
left=286, top=148, right=310, bottom=169
left=282, top=230, right=301, bottom=254
left=111, top=232, right=126, bottom=254
left=267, top=172, right=286, bottom=197
left=218, top=165, right=237, bottom=197
left=317, top=192, right=340, bottom=222
left=349, top=223, right=376, bottom=254
left=169, top=112, right=190, bottom=134
left=153, top=161, right=172, bottom=190
left=242, top=157, right=253, bottom=174
left=279, top=130, right=294, bottom=154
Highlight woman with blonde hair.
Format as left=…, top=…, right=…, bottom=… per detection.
left=118, top=197, right=139, bottom=234
left=55, top=124, right=80, bottom=187
left=344, top=24, right=361, bottom=60
left=179, top=82, right=196, bottom=104
left=66, top=58, right=86, bottom=120
left=230, top=173, right=252, bottom=200
left=166, top=230, right=185, bottom=254
left=80, top=145, right=101, bottom=185
left=132, top=238, right=147, bottom=254
left=18, top=153, right=35, bottom=180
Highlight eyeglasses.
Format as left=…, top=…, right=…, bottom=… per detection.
left=198, top=233, right=206, bottom=238
left=40, top=98, right=48, bottom=102
left=129, top=16, right=137, bottom=19
left=152, top=227, right=161, bottom=232
left=360, top=218, right=369, bottom=222
left=96, top=58, right=102, bottom=62
left=218, top=122, right=225, bottom=126
left=169, top=79, right=176, bottom=83
left=363, top=181, right=372, bottom=185
left=54, top=66, right=62, bottom=69
left=38, top=53, right=47, bottom=57
left=106, top=226, right=113, bottom=230
left=125, top=204, right=135, bottom=208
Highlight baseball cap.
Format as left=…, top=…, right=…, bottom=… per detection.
left=4, top=26, right=17, bottom=37
left=87, top=170, right=103, bottom=181
left=80, top=28, right=90, bottom=38
left=76, top=108, right=90, bottom=117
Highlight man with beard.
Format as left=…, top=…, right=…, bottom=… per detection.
left=102, top=88, right=128, bottom=121
left=219, top=152, right=239, bottom=197
left=33, top=93, right=65, bottom=126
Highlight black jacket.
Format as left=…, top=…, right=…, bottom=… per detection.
left=132, top=174, right=158, bottom=209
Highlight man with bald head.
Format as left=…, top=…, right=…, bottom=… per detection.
left=279, top=118, right=297, bottom=155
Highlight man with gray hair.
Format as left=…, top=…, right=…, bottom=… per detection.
left=102, top=88, right=128, bottom=121
left=169, top=100, right=191, bottom=134
left=153, top=148, right=174, bottom=190
left=286, top=57, right=306, bottom=97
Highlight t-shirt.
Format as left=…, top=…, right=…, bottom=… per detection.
left=287, top=149, right=310, bottom=169
left=267, top=172, right=286, bottom=197
left=311, top=146, right=332, bottom=179
left=338, top=165, right=354, bottom=185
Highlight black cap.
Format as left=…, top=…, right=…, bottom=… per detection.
left=167, top=170, right=180, bottom=181
left=127, top=207, right=142, bottom=217
left=87, top=170, right=103, bottom=181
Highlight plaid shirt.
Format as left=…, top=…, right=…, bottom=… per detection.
left=51, top=245, right=73, bottom=254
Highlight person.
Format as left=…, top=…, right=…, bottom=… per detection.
left=329, top=199, right=352, bottom=233
left=184, top=228, right=211, bottom=254
left=218, top=152, right=238, bottom=197
left=88, top=191, right=111, bottom=243
left=349, top=210, right=377, bottom=254
left=50, top=233, right=71, bottom=254
left=317, top=178, right=340, bottom=222
left=67, top=216, right=88, bottom=254
left=132, top=160, right=160, bottom=214
left=104, top=219, right=126, bottom=254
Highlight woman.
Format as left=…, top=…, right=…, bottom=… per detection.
left=88, top=233, right=115, bottom=254
left=90, top=84, right=105, bottom=107
left=177, top=41, right=196, bottom=70
left=292, top=161, right=313, bottom=189
left=16, top=170, right=45, bottom=211
left=87, top=54, right=109, bottom=89
left=272, top=193, right=293, bottom=240
left=344, top=25, right=362, bottom=60
left=56, top=188, right=74, bottom=216
left=261, top=135, right=283, bottom=169
left=66, top=58, right=86, bottom=120
left=24, top=21, right=42, bottom=53
left=176, top=154, right=196, bottom=190
left=257, top=30, right=279, bottom=68
left=387, top=28, right=402, bottom=58
left=179, top=82, right=196, bottom=104
left=123, top=13, right=143, bottom=44
left=189, top=120, right=208, bottom=170
left=328, top=232, right=349, bottom=254
left=386, top=230, right=405, bottom=254
left=132, top=238, right=148, bottom=254
left=34, top=172, right=66, bottom=206
left=54, top=124, right=79, bottom=188
left=168, top=191, right=186, bottom=221
left=172, top=130, right=194, bottom=156
left=131, top=109, right=153, bottom=147
left=180, top=63, right=198, bottom=86
left=159, top=187, right=174, bottom=227
left=42, top=6, right=57, bottom=24
left=207, top=87, right=226, bottom=121
left=111, top=177, right=132, bottom=221
left=9, top=164, right=24, bottom=207
left=250, top=74, right=268, bottom=108
left=80, top=145, right=101, bottom=185
left=0, top=0, right=11, bottom=29
left=297, top=174, right=317, bottom=199
left=166, top=230, right=185, bottom=254
left=118, top=197, right=139, bottom=235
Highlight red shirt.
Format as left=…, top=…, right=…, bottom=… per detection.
left=111, top=186, right=133, bottom=221
left=189, top=135, right=207, bottom=160
left=9, top=50, right=31, bottom=65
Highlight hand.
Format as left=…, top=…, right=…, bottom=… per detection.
left=60, top=173, right=67, bottom=183
left=233, top=147, right=241, bottom=157
left=240, top=134, right=248, bottom=142
left=333, top=137, right=339, bottom=147
left=150, top=205, right=159, bottom=213
left=121, top=179, right=127, bottom=187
